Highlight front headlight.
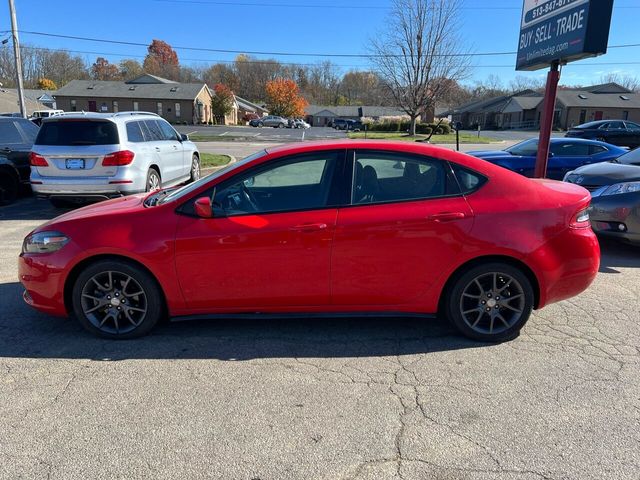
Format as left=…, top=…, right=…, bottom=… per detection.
left=22, top=231, right=70, bottom=254
left=563, top=171, right=575, bottom=182
left=600, top=182, right=640, bottom=197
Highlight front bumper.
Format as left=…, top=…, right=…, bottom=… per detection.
left=18, top=252, right=70, bottom=317
left=589, top=193, right=640, bottom=245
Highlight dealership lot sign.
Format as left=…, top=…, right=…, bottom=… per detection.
left=516, top=0, right=614, bottom=71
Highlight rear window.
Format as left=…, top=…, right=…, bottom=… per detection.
left=35, top=120, right=119, bottom=146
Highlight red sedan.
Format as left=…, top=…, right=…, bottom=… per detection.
left=19, top=141, right=600, bottom=342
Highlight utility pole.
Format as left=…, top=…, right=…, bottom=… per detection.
left=8, top=0, right=26, bottom=118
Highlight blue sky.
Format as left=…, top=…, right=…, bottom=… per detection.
left=3, top=0, right=639, bottom=87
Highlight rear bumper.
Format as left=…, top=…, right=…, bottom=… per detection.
left=526, top=226, right=600, bottom=308
left=31, top=169, right=146, bottom=198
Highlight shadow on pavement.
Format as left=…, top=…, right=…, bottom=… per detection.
left=0, top=196, right=67, bottom=221
left=0, top=281, right=482, bottom=361
left=598, top=237, right=640, bottom=273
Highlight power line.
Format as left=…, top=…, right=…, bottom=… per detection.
left=19, top=30, right=640, bottom=60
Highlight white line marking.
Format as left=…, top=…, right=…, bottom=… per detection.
left=219, top=132, right=228, bottom=136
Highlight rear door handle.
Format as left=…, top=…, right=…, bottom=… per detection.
left=291, top=223, right=328, bottom=232
left=427, top=212, right=466, bottom=222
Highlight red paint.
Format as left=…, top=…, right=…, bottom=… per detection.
left=18, top=140, right=600, bottom=320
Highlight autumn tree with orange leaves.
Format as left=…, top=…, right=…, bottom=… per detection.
left=265, top=79, right=308, bottom=118
left=143, top=39, right=180, bottom=80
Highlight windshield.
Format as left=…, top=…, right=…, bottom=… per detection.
left=158, top=150, right=268, bottom=205
left=505, top=138, right=538, bottom=156
left=35, top=120, right=119, bottom=146
left=616, top=147, right=640, bottom=166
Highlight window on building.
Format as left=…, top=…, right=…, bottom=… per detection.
left=133, top=101, right=139, bottom=111
left=113, top=100, right=119, bottom=113
left=175, top=103, right=181, bottom=118
left=157, top=102, right=163, bottom=116
left=70, top=99, right=77, bottom=112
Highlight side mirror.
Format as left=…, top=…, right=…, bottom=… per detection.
left=180, top=133, right=189, bottom=141
left=194, top=197, right=213, bottom=218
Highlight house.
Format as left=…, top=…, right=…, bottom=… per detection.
left=0, top=88, right=46, bottom=115
left=236, top=95, right=268, bottom=122
left=54, top=74, right=217, bottom=124
left=305, top=105, right=407, bottom=126
left=447, top=83, right=640, bottom=130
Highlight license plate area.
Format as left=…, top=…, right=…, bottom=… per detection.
left=65, top=158, right=85, bottom=170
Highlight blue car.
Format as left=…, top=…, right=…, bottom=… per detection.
left=468, top=138, right=627, bottom=181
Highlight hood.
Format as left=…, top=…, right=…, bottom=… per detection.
left=467, top=150, right=510, bottom=158
left=37, top=194, right=148, bottom=231
left=570, top=162, right=640, bottom=186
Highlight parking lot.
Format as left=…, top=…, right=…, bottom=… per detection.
left=1, top=186, right=639, bottom=479
left=176, top=124, right=348, bottom=142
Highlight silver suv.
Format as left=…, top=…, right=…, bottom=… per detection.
left=30, top=112, right=200, bottom=206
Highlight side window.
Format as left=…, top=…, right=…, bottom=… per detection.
left=126, top=121, right=145, bottom=143
left=549, top=142, right=590, bottom=156
left=589, top=145, right=607, bottom=155
left=608, top=121, right=625, bottom=130
left=352, top=152, right=458, bottom=205
left=0, top=121, right=27, bottom=144
left=451, top=164, right=487, bottom=194
left=625, top=122, right=640, bottom=131
left=143, top=120, right=164, bottom=141
left=157, top=120, right=179, bottom=141
left=211, top=152, right=339, bottom=216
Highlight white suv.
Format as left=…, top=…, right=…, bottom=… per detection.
left=29, top=112, right=200, bottom=207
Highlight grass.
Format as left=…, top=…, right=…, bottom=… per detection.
left=189, top=135, right=239, bottom=142
left=200, top=153, right=232, bottom=168
left=347, top=132, right=497, bottom=144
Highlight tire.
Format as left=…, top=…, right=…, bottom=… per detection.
left=190, top=154, right=200, bottom=183
left=445, top=262, right=534, bottom=342
left=0, top=170, right=19, bottom=205
left=71, top=259, right=163, bottom=339
left=146, top=168, right=161, bottom=192
left=278, top=123, right=285, bottom=128
left=258, top=122, right=263, bottom=128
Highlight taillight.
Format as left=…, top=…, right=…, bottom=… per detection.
left=571, top=208, right=591, bottom=229
left=29, top=152, right=48, bottom=167
left=102, top=150, right=135, bottom=166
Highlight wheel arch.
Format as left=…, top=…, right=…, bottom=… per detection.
left=149, top=164, right=161, bottom=178
left=64, top=254, right=169, bottom=318
left=437, top=255, right=541, bottom=315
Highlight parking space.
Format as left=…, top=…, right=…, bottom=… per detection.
left=176, top=124, right=347, bottom=142
left=1, top=194, right=639, bottom=479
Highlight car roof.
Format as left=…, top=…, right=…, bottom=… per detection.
left=42, top=111, right=161, bottom=122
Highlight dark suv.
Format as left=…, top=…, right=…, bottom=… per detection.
left=332, top=119, right=349, bottom=130
left=565, top=120, right=640, bottom=149
left=0, top=117, right=39, bottom=204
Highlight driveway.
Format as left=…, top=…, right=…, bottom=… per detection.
left=1, top=196, right=639, bottom=479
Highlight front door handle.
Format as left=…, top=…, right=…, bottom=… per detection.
left=427, top=212, right=466, bottom=222
left=291, top=223, right=328, bottom=232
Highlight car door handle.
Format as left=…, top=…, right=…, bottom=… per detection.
left=155, top=147, right=161, bottom=152
left=427, top=212, right=466, bottom=222
left=291, top=223, right=328, bottom=232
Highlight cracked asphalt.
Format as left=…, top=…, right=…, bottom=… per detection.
left=1, top=196, right=639, bottom=480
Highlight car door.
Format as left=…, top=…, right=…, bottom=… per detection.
left=173, top=150, right=346, bottom=311
left=156, top=119, right=187, bottom=181
left=547, top=141, right=592, bottom=180
left=331, top=150, right=474, bottom=306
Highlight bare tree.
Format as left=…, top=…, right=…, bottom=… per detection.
left=600, top=73, right=640, bottom=92
left=371, top=0, right=469, bottom=135
left=371, top=0, right=470, bottom=135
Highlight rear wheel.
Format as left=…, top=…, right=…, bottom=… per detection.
left=71, top=259, right=163, bottom=339
left=446, top=262, right=534, bottom=342
left=278, top=123, right=285, bottom=128
left=190, top=154, right=200, bottom=183
left=0, top=170, right=18, bottom=205
left=146, top=169, right=161, bottom=192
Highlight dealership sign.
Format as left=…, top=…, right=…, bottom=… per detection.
left=516, top=0, right=614, bottom=71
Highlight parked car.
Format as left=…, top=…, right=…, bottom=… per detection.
left=249, top=115, right=288, bottom=128
left=29, top=109, right=64, bottom=127
left=293, top=118, right=310, bottom=129
left=29, top=112, right=200, bottom=207
left=565, top=120, right=640, bottom=149
left=242, top=112, right=260, bottom=123
left=564, top=147, right=640, bottom=245
left=333, top=119, right=349, bottom=130
left=346, top=120, right=363, bottom=132
left=468, top=138, right=627, bottom=180
left=0, top=117, right=39, bottom=204
left=19, top=140, right=599, bottom=342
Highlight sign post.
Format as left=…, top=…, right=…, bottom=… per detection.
left=516, top=0, right=614, bottom=178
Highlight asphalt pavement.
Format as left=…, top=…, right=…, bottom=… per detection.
left=176, top=124, right=347, bottom=142
left=1, top=196, right=639, bottom=480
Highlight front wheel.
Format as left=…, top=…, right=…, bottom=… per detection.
left=190, top=154, right=200, bottom=183
left=71, top=259, right=163, bottom=339
left=445, top=262, right=534, bottom=342
left=278, top=123, right=285, bottom=128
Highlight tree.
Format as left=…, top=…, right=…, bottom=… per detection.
left=119, top=59, right=143, bottom=81
left=36, top=78, right=57, bottom=90
left=265, top=79, right=308, bottom=117
left=211, top=83, right=235, bottom=123
left=143, top=39, right=179, bottom=80
left=600, top=73, right=640, bottom=92
left=371, top=0, right=470, bottom=135
left=91, top=57, right=120, bottom=80
left=204, top=63, right=240, bottom=93
left=509, top=75, right=545, bottom=93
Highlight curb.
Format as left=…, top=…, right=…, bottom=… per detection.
left=201, top=155, right=236, bottom=176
